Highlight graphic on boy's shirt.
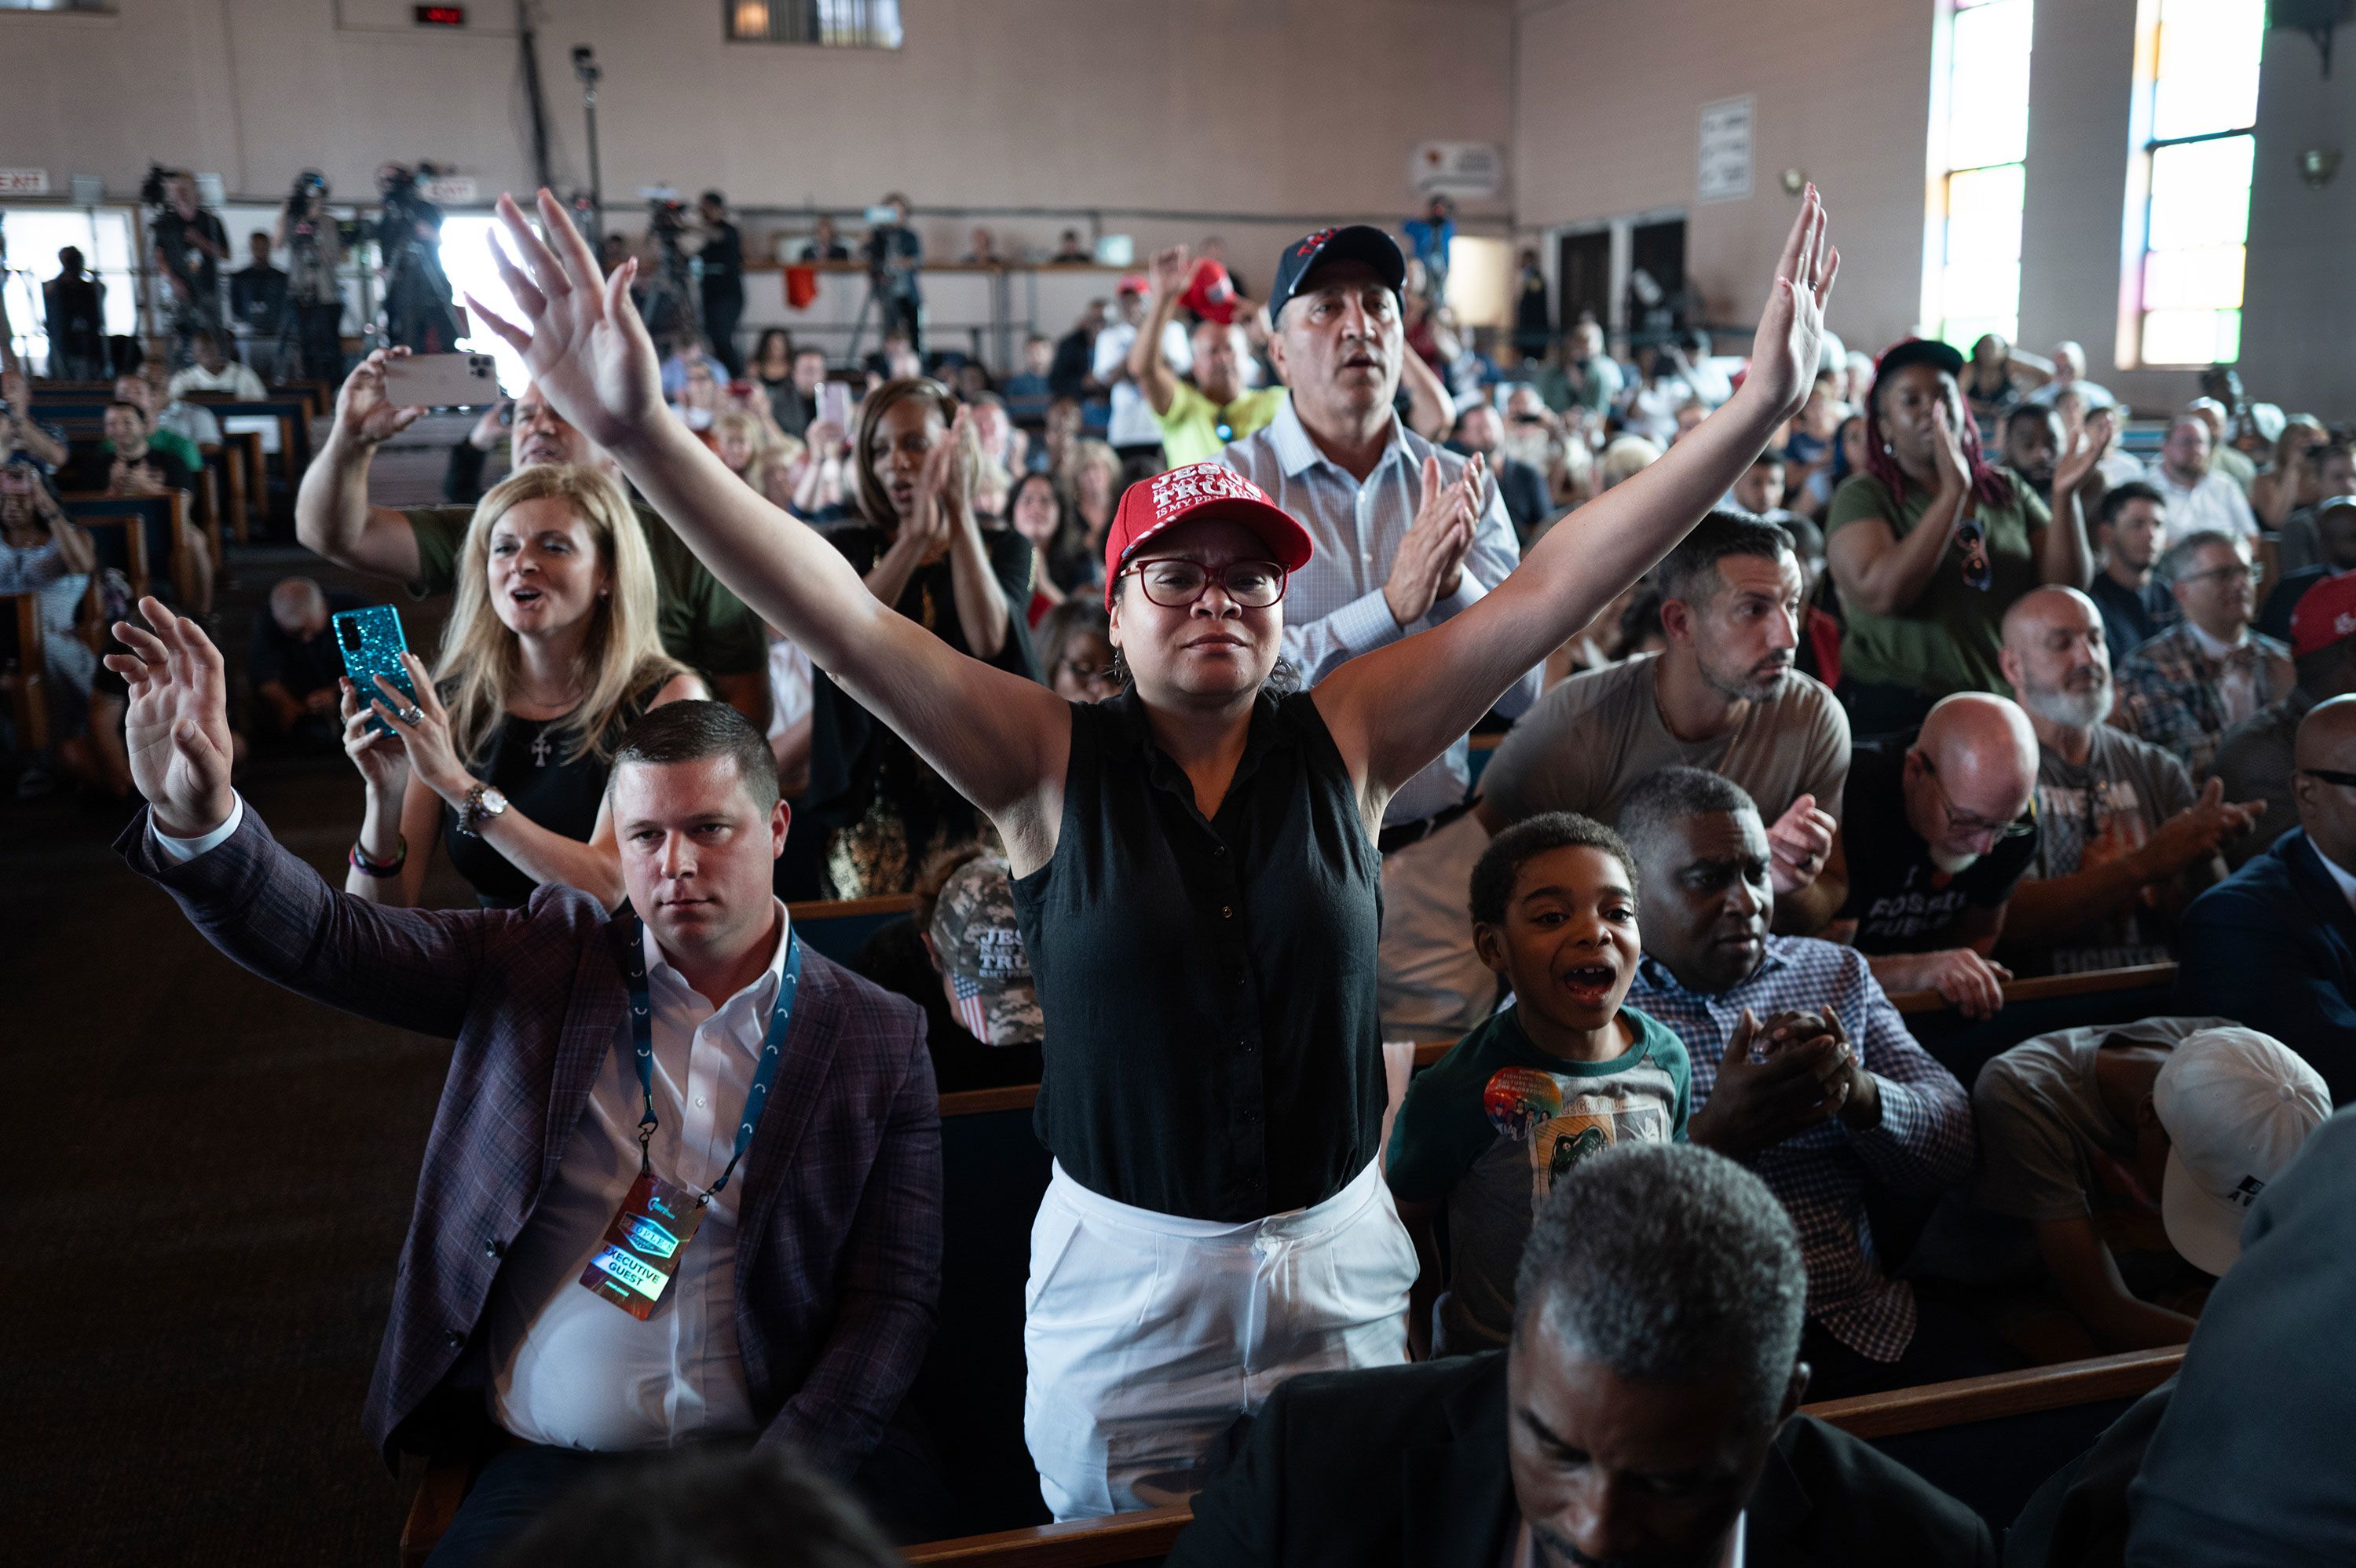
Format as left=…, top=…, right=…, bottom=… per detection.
left=1482, top=1063, right=1675, bottom=1211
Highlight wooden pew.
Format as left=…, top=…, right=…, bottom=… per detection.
left=897, top=1349, right=2185, bottom=1565
left=64, top=493, right=191, bottom=607
left=787, top=891, right=920, bottom=965
left=1, top=591, right=51, bottom=752
left=74, top=516, right=152, bottom=634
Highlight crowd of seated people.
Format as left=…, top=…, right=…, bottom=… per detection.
left=20, top=170, right=2356, bottom=1568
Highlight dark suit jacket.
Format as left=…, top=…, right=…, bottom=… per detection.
left=119, top=805, right=942, bottom=1472
left=2175, top=828, right=2356, bottom=1100
left=1166, top=1352, right=1994, bottom=1568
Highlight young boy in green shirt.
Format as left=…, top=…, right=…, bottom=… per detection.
left=1387, top=812, right=1692, bottom=1357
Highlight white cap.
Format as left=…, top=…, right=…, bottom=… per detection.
left=2152, top=1027, right=2331, bottom=1277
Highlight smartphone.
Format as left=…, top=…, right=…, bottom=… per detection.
left=815, top=380, right=852, bottom=432
left=382, top=352, right=501, bottom=409
left=334, top=605, right=419, bottom=737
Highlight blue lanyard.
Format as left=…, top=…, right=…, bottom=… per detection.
left=615, top=916, right=803, bottom=1201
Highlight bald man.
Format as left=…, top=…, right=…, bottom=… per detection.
left=2177, top=696, right=2356, bottom=1096
left=1825, top=693, right=2040, bottom=1018
left=251, top=574, right=364, bottom=744
left=1992, top=587, right=2262, bottom=976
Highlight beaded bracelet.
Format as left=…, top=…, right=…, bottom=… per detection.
left=349, top=835, right=408, bottom=878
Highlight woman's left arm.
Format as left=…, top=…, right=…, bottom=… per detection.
left=1317, top=189, right=1839, bottom=807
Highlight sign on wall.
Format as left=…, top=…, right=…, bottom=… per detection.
left=1697, top=96, right=1755, bottom=204
left=0, top=169, right=51, bottom=196
left=1411, top=142, right=1503, bottom=201
left=421, top=174, right=479, bottom=205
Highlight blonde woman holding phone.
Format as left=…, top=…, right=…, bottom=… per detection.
left=340, top=462, right=703, bottom=908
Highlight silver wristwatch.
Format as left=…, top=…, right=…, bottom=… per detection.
left=459, top=782, right=510, bottom=838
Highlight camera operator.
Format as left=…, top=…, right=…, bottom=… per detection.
left=148, top=170, right=230, bottom=370
left=696, top=189, right=745, bottom=378
left=274, top=170, right=348, bottom=380
left=861, top=192, right=923, bottom=353
left=375, top=163, right=460, bottom=353
left=229, top=232, right=287, bottom=380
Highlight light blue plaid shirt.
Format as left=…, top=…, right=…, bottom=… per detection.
left=1626, top=936, right=1975, bottom=1362
left=1220, top=394, right=1540, bottom=824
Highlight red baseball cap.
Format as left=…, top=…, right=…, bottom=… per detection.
left=1180, top=258, right=1239, bottom=325
left=2290, top=571, right=2356, bottom=660
left=1102, top=462, right=1315, bottom=610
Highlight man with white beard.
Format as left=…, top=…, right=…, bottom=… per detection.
left=1992, top=587, right=2264, bottom=975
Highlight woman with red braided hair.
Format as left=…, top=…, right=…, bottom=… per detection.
left=1824, top=337, right=2098, bottom=734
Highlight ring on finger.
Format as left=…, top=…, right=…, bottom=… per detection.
left=397, top=704, right=426, bottom=726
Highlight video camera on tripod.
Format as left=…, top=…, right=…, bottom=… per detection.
left=375, top=160, right=461, bottom=353
left=636, top=195, right=702, bottom=352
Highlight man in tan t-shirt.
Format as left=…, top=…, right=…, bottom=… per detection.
left=1379, top=511, right=1851, bottom=1040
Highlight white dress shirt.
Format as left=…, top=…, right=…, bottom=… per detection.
left=2156, top=467, right=2259, bottom=539
left=481, top=901, right=796, bottom=1451
left=1221, top=395, right=1539, bottom=824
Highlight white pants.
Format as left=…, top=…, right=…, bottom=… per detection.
left=1376, top=812, right=1500, bottom=1042
left=1022, top=1156, right=1418, bottom=1520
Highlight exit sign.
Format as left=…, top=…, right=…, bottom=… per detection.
left=415, top=5, right=466, bottom=24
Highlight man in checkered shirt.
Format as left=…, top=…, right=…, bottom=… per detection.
left=1615, top=766, right=1993, bottom=1398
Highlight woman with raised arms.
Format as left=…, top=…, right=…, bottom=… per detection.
left=470, top=185, right=1839, bottom=1521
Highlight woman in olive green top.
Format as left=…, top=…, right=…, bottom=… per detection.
left=1826, top=338, right=2096, bottom=734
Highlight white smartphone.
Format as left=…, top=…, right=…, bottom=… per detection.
left=816, top=380, right=852, bottom=431
left=383, top=352, right=501, bottom=409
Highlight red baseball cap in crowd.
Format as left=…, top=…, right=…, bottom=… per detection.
left=1102, top=462, right=1315, bottom=610
left=1180, top=258, right=1239, bottom=325
left=2289, top=566, right=2356, bottom=660
left=1117, top=274, right=1150, bottom=297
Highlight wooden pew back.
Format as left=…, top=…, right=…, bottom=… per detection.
left=898, top=1349, right=2185, bottom=1565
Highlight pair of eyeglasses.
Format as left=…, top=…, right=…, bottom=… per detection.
left=1955, top=517, right=1992, bottom=593
left=1919, top=755, right=2036, bottom=839
left=1120, top=558, right=1289, bottom=609
left=2177, top=561, right=2264, bottom=588
left=2300, top=766, right=2356, bottom=790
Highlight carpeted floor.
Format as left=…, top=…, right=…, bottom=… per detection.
left=9, top=422, right=492, bottom=1566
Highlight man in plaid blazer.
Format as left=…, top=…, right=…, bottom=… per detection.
left=105, top=601, right=940, bottom=1563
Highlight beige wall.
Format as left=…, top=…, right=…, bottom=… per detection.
left=0, top=0, right=1511, bottom=236
left=1513, top=0, right=1936, bottom=360
left=1513, top=0, right=2353, bottom=417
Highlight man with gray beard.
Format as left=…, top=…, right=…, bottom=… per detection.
left=1993, top=587, right=2263, bottom=975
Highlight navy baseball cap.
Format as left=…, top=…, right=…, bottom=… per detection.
left=1268, top=225, right=1408, bottom=324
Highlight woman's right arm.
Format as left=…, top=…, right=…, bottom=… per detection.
left=473, top=192, right=1070, bottom=833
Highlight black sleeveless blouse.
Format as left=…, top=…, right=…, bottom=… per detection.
left=1010, top=687, right=1385, bottom=1223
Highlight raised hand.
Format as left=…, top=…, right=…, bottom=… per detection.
left=335, top=347, right=427, bottom=448
left=2053, top=422, right=2104, bottom=499
left=1385, top=453, right=1483, bottom=627
left=103, top=596, right=235, bottom=838
left=470, top=189, right=665, bottom=455
left=1737, top=185, right=1840, bottom=426
left=1149, top=243, right=1192, bottom=298
left=366, top=652, right=474, bottom=806
left=1765, top=793, right=1837, bottom=896
left=338, top=675, right=411, bottom=798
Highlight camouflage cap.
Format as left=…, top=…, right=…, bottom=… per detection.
left=930, top=854, right=1043, bottom=1047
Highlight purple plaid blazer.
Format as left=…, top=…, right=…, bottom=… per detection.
left=119, top=805, right=941, bottom=1474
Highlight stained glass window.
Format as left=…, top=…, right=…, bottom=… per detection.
left=2131, top=0, right=2265, bottom=365
left=1933, top=0, right=2035, bottom=353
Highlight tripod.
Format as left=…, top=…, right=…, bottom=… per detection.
left=639, top=232, right=703, bottom=356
